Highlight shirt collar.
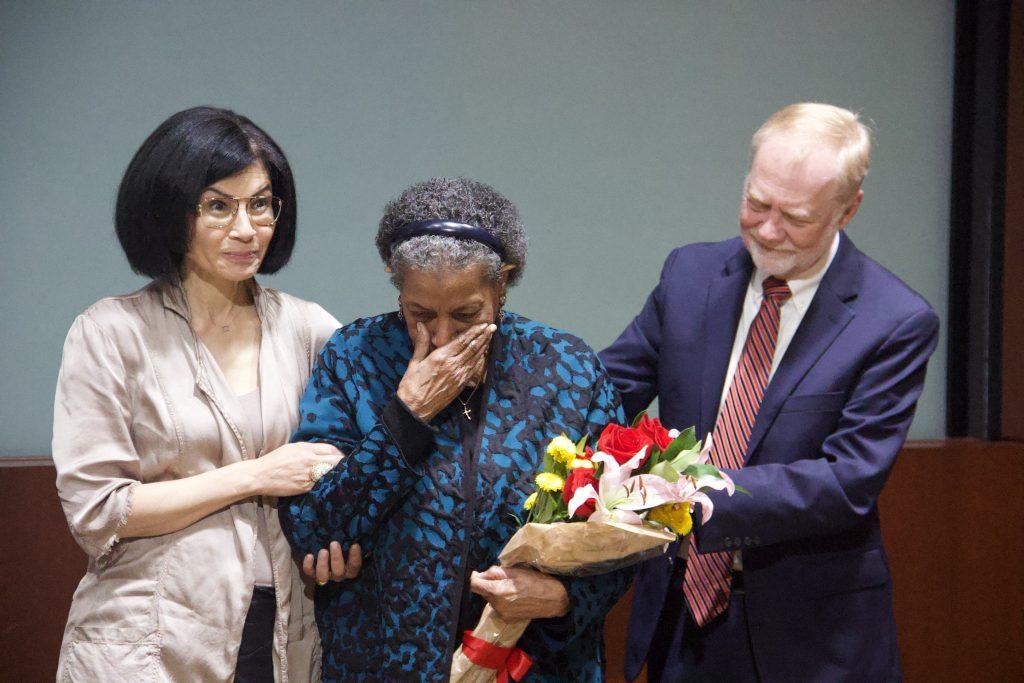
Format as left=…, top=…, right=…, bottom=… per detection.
left=158, top=278, right=267, bottom=321
left=750, top=231, right=841, bottom=314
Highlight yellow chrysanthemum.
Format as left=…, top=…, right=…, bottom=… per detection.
left=648, top=502, right=693, bottom=536
left=572, top=458, right=595, bottom=470
left=546, top=435, right=577, bottom=467
left=535, top=472, right=565, bottom=493
left=523, top=492, right=538, bottom=510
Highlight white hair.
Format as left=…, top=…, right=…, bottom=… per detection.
left=751, top=102, right=873, bottom=204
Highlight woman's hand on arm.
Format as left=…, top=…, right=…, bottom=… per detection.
left=470, top=566, right=570, bottom=621
left=244, top=442, right=344, bottom=497
left=397, top=322, right=495, bottom=422
left=119, top=442, right=342, bottom=539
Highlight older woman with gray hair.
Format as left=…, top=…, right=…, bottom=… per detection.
left=280, top=177, right=631, bottom=680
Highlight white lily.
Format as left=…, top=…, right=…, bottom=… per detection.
left=567, top=448, right=642, bottom=524
left=567, top=449, right=704, bottom=525
left=669, top=474, right=717, bottom=524
left=567, top=435, right=738, bottom=526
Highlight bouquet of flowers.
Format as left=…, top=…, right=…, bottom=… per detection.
left=449, top=414, right=739, bottom=682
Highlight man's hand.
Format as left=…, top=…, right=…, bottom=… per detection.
left=470, top=565, right=569, bottom=621
left=303, top=542, right=362, bottom=585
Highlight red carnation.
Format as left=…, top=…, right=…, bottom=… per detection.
left=563, top=467, right=598, bottom=519
left=635, top=414, right=674, bottom=451
left=597, top=423, right=653, bottom=466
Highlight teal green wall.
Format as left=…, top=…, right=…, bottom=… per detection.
left=0, top=1, right=954, bottom=454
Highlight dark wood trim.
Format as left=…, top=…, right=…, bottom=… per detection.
left=0, top=455, right=54, bottom=467
left=880, top=438, right=1024, bottom=681
left=947, top=0, right=1012, bottom=438
left=1002, top=0, right=1024, bottom=440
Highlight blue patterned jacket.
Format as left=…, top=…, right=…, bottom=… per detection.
left=280, top=311, right=631, bottom=681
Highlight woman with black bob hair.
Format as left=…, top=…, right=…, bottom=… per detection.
left=53, top=106, right=357, bottom=681
left=280, top=177, right=631, bottom=680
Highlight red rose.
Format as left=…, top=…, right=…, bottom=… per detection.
left=563, top=467, right=598, bottom=519
left=597, top=423, right=653, bottom=466
left=635, top=415, right=673, bottom=451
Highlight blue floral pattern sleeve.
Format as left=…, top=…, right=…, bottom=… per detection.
left=280, top=324, right=423, bottom=557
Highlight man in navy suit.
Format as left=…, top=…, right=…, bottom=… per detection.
left=601, top=103, right=939, bottom=682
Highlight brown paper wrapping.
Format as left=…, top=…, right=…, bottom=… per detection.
left=449, top=605, right=530, bottom=682
left=449, top=521, right=675, bottom=681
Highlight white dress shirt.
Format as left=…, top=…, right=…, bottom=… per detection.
left=715, top=232, right=840, bottom=569
left=718, top=232, right=841, bottom=411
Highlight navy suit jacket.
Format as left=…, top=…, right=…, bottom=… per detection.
left=600, top=234, right=939, bottom=682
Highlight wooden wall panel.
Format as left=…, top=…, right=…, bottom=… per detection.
left=600, top=439, right=1024, bottom=682
left=0, top=461, right=86, bottom=682
left=3, top=441, right=1022, bottom=682
left=880, top=440, right=1024, bottom=681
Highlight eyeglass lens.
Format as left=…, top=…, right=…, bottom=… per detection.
left=200, top=196, right=282, bottom=226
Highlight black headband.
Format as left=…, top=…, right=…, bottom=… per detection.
left=389, top=219, right=507, bottom=262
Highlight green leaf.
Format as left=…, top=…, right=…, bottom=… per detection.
left=631, top=411, right=648, bottom=427
left=532, top=489, right=565, bottom=528
left=648, top=460, right=680, bottom=483
left=675, top=426, right=698, bottom=450
left=668, top=447, right=702, bottom=472
left=683, top=463, right=724, bottom=480
left=658, top=440, right=684, bottom=463
left=525, top=498, right=538, bottom=523
left=542, top=449, right=555, bottom=473
left=530, top=489, right=551, bottom=523
left=658, top=426, right=698, bottom=462
left=645, top=447, right=662, bottom=470
left=735, top=484, right=751, bottom=496
left=575, top=433, right=589, bottom=452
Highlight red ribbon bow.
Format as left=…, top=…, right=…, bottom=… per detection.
left=461, top=630, right=534, bottom=682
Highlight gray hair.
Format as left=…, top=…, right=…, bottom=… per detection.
left=375, top=177, right=527, bottom=288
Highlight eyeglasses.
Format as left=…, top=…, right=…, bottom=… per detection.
left=195, top=195, right=283, bottom=228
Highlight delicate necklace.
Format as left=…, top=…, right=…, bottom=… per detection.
left=207, top=299, right=239, bottom=333
left=457, top=383, right=481, bottom=420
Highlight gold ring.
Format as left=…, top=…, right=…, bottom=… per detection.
left=316, top=579, right=327, bottom=586
left=309, top=462, right=332, bottom=485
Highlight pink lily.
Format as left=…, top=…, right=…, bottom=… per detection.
left=568, top=449, right=701, bottom=525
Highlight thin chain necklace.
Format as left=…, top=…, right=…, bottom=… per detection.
left=458, top=327, right=496, bottom=420
left=208, top=300, right=239, bottom=333
left=188, top=281, right=243, bottom=333
left=457, top=382, right=481, bottom=420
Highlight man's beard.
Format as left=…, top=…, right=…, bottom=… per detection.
left=743, top=236, right=802, bottom=277
left=742, top=227, right=836, bottom=280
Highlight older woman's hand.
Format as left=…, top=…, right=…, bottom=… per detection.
left=470, top=565, right=570, bottom=621
left=397, top=322, right=495, bottom=421
left=303, top=542, right=362, bottom=584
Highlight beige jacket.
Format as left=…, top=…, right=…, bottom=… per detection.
left=53, top=280, right=339, bottom=682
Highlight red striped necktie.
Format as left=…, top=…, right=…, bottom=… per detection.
left=683, top=276, right=791, bottom=627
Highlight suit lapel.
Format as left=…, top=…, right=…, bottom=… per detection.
left=699, top=246, right=753, bottom=439
left=743, top=233, right=861, bottom=463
